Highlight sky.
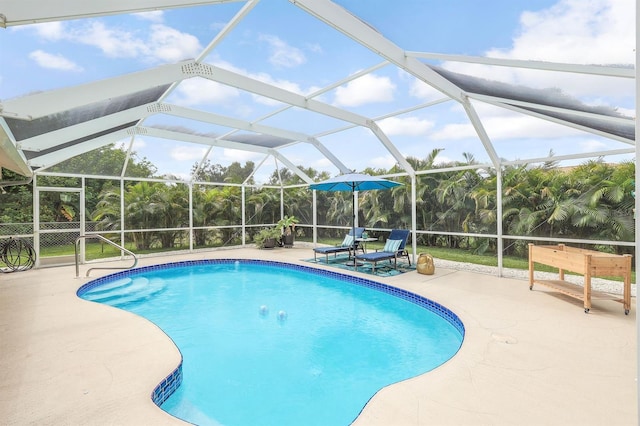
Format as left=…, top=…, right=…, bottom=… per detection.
left=0, top=0, right=635, bottom=183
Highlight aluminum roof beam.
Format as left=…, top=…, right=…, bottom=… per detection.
left=139, top=126, right=315, bottom=184
left=405, top=51, right=635, bottom=79
left=0, top=0, right=243, bottom=27
left=192, top=62, right=416, bottom=175
left=0, top=122, right=31, bottom=176
left=471, top=95, right=635, bottom=145
left=290, top=0, right=465, bottom=102
left=28, top=129, right=131, bottom=169
left=0, top=0, right=633, bottom=180
left=461, top=98, right=501, bottom=168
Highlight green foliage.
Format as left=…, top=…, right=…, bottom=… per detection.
left=2, top=149, right=636, bottom=263
left=192, top=160, right=255, bottom=184
left=277, top=215, right=298, bottom=235
left=253, top=227, right=281, bottom=248
left=48, top=143, right=156, bottom=178
left=0, top=169, right=33, bottom=223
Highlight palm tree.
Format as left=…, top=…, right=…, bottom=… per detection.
left=93, top=181, right=163, bottom=250
left=122, top=181, right=164, bottom=250
left=247, top=187, right=279, bottom=225
left=154, top=182, right=189, bottom=249
left=568, top=160, right=635, bottom=247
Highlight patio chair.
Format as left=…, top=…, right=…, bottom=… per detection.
left=313, top=227, right=365, bottom=263
left=354, top=229, right=410, bottom=273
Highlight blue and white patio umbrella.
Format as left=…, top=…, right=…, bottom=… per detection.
left=309, top=173, right=402, bottom=242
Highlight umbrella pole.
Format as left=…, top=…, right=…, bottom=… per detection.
left=352, top=189, right=356, bottom=245
left=350, top=189, right=359, bottom=265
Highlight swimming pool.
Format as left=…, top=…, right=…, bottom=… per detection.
left=78, top=259, right=464, bottom=426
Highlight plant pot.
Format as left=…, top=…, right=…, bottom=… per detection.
left=282, top=233, right=294, bottom=248
left=263, top=238, right=277, bottom=249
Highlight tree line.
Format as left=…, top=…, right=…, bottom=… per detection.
left=0, top=145, right=635, bottom=258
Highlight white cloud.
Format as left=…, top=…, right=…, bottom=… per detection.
left=170, top=146, right=208, bottom=161
left=432, top=154, right=454, bottom=166
left=431, top=113, right=582, bottom=142
left=131, top=138, right=147, bottom=149
left=504, top=0, right=634, bottom=64
left=409, top=79, right=446, bottom=102
left=377, top=116, right=434, bottom=136
left=148, top=24, right=202, bottom=62
left=333, top=74, right=396, bottom=107
left=134, top=11, right=164, bottom=23
left=245, top=71, right=304, bottom=105
left=369, top=155, right=397, bottom=170
left=259, top=34, right=306, bottom=68
left=21, top=19, right=201, bottom=64
left=306, top=42, right=323, bottom=54
left=431, top=123, right=478, bottom=141
left=11, top=21, right=64, bottom=40
left=427, top=0, right=635, bottom=150
left=72, top=21, right=148, bottom=58
left=28, top=50, right=83, bottom=72
left=173, top=78, right=240, bottom=106
left=483, top=115, right=582, bottom=140
left=313, top=158, right=333, bottom=169
left=212, top=57, right=305, bottom=93
left=443, top=0, right=634, bottom=100
left=209, top=57, right=307, bottom=106
left=579, top=139, right=608, bottom=152
left=221, top=148, right=263, bottom=163
left=614, top=106, right=635, bottom=118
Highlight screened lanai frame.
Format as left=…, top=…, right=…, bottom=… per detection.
left=0, top=0, right=637, bottom=275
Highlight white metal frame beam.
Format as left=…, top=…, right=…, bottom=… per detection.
left=0, top=0, right=243, bottom=27
left=0, top=61, right=188, bottom=119
left=140, top=126, right=314, bottom=183
left=461, top=97, right=501, bottom=167
left=16, top=104, right=152, bottom=151
left=0, top=121, right=31, bottom=176
left=469, top=95, right=635, bottom=145
left=405, top=51, right=635, bottom=79
left=290, top=0, right=465, bottom=102
left=468, top=93, right=635, bottom=128
left=28, top=129, right=131, bottom=169
left=192, top=62, right=416, bottom=174
left=155, top=0, right=260, bottom=105
left=15, top=99, right=352, bottom=173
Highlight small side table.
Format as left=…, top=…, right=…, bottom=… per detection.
left=356, top=237, right=378, bottom=254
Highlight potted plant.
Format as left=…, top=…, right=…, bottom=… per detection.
left=254, top=227, right=282, bottom=249
left=277, top=215, right=298, bottom=247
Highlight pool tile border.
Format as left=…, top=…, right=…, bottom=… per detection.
left=152, top=364, right=183, bottom=406
left=78, top=258, right=465, bottom=408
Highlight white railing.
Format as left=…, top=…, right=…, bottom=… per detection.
left=75, top=235, right=137, bottom=277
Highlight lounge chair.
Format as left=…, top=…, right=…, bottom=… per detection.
left=354, top=229, right=410, bottom=273
left=313, top=227, right=364, bottom=263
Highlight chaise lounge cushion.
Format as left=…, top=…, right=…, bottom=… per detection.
left=341, top=234, right=355, bottom=247
left=382, top=239, right=402, bottom=253
left=354, top=229, right=410, bottom=272
left=313, top=227, right=364, bottom=262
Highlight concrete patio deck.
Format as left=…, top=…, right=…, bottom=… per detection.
left=1, top=246, right=636, bottom=425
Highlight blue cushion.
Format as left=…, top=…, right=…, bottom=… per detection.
left=383, top=239, right=402, bottom=253
left=314, top=246, right=349, bottom=254
left=356, top=251, right=394, bottom=261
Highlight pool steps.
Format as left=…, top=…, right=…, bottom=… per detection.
left=81, top=276, right=167, bottom=308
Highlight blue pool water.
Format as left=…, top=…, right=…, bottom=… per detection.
left=78, top=260, right=464, bottom=426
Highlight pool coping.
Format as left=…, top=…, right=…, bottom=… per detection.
left=2, top=247, right=636, bottom=425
